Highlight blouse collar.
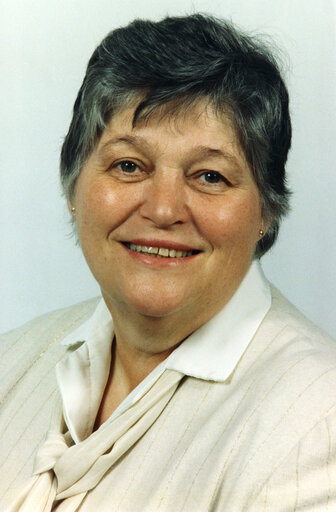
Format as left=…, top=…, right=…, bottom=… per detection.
left=57, top=260, right=271, bottom=442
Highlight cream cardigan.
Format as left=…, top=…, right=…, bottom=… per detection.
left=1, top=287, right=336, bottom=511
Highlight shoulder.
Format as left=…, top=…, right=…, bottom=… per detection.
left=269, top=284, right=334, bottom=344
left=217, top=286, right=336, bottom=507
left=245, top=284, right=336, bottom=367
left=1, top=296, right=100, bottom=343
left=242, top=287, right=336, bottom=509
left=239, top=284, right=336, bottom=450
left=0, top=297, right=100, bottom=400
left=247, top=283, right=336, bottom=386
left=233, top=284, right=336, bottom=462
left=0, top=298, right=100, bottom=498
left=0, top=297, right=100, bottom=352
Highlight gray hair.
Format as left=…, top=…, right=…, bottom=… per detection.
left=60, top=14, right=292, bottom=257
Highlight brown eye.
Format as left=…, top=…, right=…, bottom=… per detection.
left=117, top=161, right=139, bottom=173
left=200, top=171, right=226, bottom=184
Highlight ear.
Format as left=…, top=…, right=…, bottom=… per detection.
left=67, top=201, right=75, bottom=216
left=260, top=212, right=273, bottom=236
left=258, top=219, right=269, bottom=240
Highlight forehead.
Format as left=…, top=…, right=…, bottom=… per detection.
left=97, top=100, right=245, bottom=162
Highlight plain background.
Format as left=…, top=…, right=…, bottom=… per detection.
left=1, top=0, right=335, bottom=337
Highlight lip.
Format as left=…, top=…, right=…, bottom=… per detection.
left=122, top=239, right=199, bottom=252
left=120, top=241, right=200, bottom=267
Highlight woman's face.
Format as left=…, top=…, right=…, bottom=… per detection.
left=73, top=104, right=264, bottom=323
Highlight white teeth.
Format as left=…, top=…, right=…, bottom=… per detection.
left=126, top=243, right=194, bottom=258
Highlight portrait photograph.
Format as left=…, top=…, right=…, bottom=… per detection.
left=0, top=0, right=335, bottom=510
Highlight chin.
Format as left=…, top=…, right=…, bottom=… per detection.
left=101, top=275, right=197, bottom=320
left=115, top=284, right=193, bottom=318
left=127, top=296, right=187, bottom=319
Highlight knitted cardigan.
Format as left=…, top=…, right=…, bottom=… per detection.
left=1, top=287, right=336, bottom=511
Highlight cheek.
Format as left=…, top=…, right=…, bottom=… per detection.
left=76, top=178, right=139, bottom=236
left=195, top=193, right=262, bottom=247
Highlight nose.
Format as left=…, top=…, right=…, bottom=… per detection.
left=139, top=169, right=188, bottom=228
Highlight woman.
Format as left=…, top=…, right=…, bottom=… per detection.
left=1, top=14, right=336, bottom=511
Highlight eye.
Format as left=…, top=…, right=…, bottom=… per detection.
left=199, top=171, right=226, bottom=184
left=189, top=169, right=231, bottom=194
left=116, top=160, right=139, bottom=173
left=108, top=158, right=147, bottom=182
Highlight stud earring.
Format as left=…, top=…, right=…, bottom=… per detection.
left=71, top=206, right=76, bottom=213
left=259, top=229, right=264, bottom=237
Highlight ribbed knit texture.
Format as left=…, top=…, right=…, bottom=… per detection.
left=1, top=288, right=336, bottom=511
left=0, top=298, right=99, bottom=507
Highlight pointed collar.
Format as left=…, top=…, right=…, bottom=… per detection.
left=166, top=260, right=271, bottom=381
left=56, top=260, right=271, bottom=442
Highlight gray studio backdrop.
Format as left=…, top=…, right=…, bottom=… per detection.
left=1, top=0, right=335, bottom=337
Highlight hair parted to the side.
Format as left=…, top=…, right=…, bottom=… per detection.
left=60, top=13, right=292, bottom=257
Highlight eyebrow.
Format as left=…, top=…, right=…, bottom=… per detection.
left=98, top=136, right=152, bottom=156
left=97, top=135, right=244, bottom=171
left=191, top=145, right=242, bottom=166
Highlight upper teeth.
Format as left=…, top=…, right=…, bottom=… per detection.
left=128, top=243, right=193, bottom=258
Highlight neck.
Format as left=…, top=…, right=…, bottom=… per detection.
left=95, top=289, right=232, bottom=428
left=94, top=298, right=190, bottom=428
left=110, top=306, right=189, bottom=386
left=101, top=291, right=207, bottom=387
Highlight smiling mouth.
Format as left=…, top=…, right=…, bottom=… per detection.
left=123, top=242, right=200, bottom=258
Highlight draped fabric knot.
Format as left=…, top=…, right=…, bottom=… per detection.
left=5, top=369, right=184, bottom=512
left=33, top=430, right=71, bottom=475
